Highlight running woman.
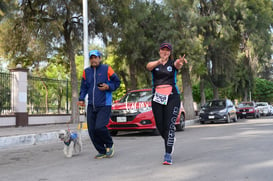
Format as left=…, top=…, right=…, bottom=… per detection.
left=146, top=42, right=187, bottom=165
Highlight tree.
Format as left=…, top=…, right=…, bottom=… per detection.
left=253, top=78, right=273, bottom=103
left=1, top=0, right=272, bottom=117
left=18, top=0, right=83, bottom=122
left=233, top=0, right=273, bottom=100
left=0, top=0, right=14, bottom=21
left=0, top=0, right=109, bottom=122
left=94, top=0, right=175, bottom=90
left=197, top=0, right=242, bottom=99
left=163, top=0, right=205, bottom=119
left=0, top=72, right=11, bottom=114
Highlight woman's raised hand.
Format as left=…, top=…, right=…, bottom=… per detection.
left=176, top=54, right=187, bottom=65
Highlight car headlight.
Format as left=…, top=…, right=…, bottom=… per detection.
left=249, top=109, right=253, bottom=112
left=138, top=106, right=152, bottom=113
left=199, top=110, right=204, bottom=114
left=219, top=109, right=226, bottom=113
left=128, top=109, right=138, bottom=113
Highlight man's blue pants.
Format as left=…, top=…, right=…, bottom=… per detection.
left=87, top=105, right=113, bottom=154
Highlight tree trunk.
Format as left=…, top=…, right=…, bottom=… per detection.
left=200, top=76, right=206, bottom=106
left=181, top=66, right=195, bottom=120
left=69, top=53, right=79, bottom=123
left=64, top=22, right=79, bottom=123
left=120, top=70, right=129, bottom=91
left=129, top=63, right=137, bottom=90
left=243, top=88, right=248, bottom=101
left=213, top=86, right=219, bottom=99
left=58, top=89, right=63, bottom=114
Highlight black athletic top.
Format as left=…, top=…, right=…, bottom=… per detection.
left=151, top=59, right=180, bottom=94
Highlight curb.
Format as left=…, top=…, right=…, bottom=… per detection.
left=185, top=118, right=199, bottom=126
left=0, top=130, right=89, bottom=149
left=0, top=119, right=199, bottom=150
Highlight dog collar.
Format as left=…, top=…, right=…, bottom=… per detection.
left=64, top=133, right=78, bottom=146
left=64, top=139, right=71, bottom=146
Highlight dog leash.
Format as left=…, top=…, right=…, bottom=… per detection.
left=66, top=103, right=85, bottom=131
left=66, top=122, right=71, bottom=132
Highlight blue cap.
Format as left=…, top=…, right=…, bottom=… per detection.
left=89, top=50, right=101, bottom=58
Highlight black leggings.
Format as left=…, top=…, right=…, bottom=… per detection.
left=152, top=94, right=180, bottom=154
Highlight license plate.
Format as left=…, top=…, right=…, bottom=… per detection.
left=242, top=112, right=246, bottom=115
left=117, top=117, right=126, bottom=122
left=208, top=115, right=214, bottom=119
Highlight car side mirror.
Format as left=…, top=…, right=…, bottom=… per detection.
left=114, top=100, right=119, bottom=103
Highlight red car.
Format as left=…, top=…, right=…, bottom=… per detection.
left=107, top=89, right=186, bottom=135
left=236, top=101, right=260, bottom=119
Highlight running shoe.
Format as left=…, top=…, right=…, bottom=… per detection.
left=94, top=153, right=106, bottom=159
left=106, top=144, right=114, bottom=158
left=163, top=153, right=172, bottom=165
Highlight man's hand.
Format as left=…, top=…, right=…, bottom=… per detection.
left=77, top=101, right=85, bottom=107
left=98, top=83, right=109, bottom=91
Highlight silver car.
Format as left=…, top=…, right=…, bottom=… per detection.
left=270, top=105, right=273, bottom=115
left=256, top=102, right=271, bottom=116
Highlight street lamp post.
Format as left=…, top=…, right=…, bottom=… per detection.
left=83, top=0, right=89, bottom=68
left=83, top=0, right=89, bottom=118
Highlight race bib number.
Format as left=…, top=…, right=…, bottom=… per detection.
left=153, top=92, right=169, bottom=105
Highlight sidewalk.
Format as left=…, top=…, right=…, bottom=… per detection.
left=0, top=123, right=89, bottom=149
left=0, top=119, right=199, bottom=149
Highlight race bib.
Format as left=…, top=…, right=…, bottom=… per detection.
left=153, top=92, right=169, bottom=105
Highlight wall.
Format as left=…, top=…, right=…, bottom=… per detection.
left=0, top=114, right=86, bottom=127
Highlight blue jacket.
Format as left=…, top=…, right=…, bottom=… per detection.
left=79, top=64, right=120, bottom=107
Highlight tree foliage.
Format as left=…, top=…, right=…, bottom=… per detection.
left=0, top=0, right=272, bottom=117
left=253, top=78, right=273, bottom=103
left=102, top=0, right=172, bottom=90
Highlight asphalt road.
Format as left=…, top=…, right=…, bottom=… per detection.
left=1, top=116, right=273, bottom=181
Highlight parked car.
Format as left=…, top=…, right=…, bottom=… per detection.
left=107, top=89, right=186, bottom=135
left=256, top=102, right=271, bottom=116
left=199, top=99, right=237, bottom=124
left=270, top=105, right=273, bottom=115
left=236, top=101, right=260, bottom=119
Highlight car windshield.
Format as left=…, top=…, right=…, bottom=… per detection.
left=238, top=102, right=253, bottom=108
left=205, top=100, right=226, bottom=108
left=257, top=103, right=267, bottom=106
left=119, top=91, right=153, bottom=103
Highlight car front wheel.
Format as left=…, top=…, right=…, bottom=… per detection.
left=226, top=114, right=231, bottom=123
left=176, top=114, right=185, bottom=131
left=110, top=130, right=118, bottom=136
left=152, top=128, right=160, bottom=136
left=233, top=114, right=238, bottom=122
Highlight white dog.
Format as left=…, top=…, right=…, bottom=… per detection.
left=58, top=129, right=82, bottom=158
